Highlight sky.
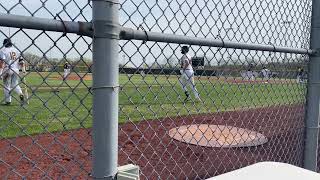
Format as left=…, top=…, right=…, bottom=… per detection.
left=0, top=0, right=312, bottom=67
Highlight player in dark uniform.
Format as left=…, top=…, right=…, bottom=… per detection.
left=247, top=63, right=255, bottom=80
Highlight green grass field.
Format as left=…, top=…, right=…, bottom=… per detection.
left=0, top=72, right=306, bottom=138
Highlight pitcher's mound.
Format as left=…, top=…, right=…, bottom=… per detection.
left=168, top=124, right=268, bottom=148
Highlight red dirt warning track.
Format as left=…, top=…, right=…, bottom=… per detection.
left=0, top=104, right=306, bottom=179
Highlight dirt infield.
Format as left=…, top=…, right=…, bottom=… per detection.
left=224, top=79, right=290, bottom=84
left=49, top=74, right=92, bottom=81
left=48, top=73, right=292, bottom=85
left=221, top=78, right=292, bottom=84
left=0, top=104, right=307, bottom=179
left=196, top=76, right=293, bottom=84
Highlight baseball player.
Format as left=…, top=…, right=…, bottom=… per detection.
left=246, top=63, right=255, bottom=80
left=261, top=66, right=271, bottom=82
left=63, top=62, right=71, bottom=80
left=0, top=38, right=25, bottom=105
left=179, top=46, right=201, bottom=102
left=297, top=67, right=304, bottom=83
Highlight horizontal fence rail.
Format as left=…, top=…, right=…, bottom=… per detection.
left=0, top=13, right=314, bottom=55
left=120, top=27, right=314, bottom=54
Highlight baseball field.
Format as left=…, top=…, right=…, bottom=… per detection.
left=0, top=72, right=308, bottom=179
left=0, top=72, right=305, bottom=138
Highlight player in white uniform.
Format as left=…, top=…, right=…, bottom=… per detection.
left=63, top=62, right=71, bottom=80
left=261, top=67, right=271, bottom=82
left=179, top=46, right=201, bottom=102
left=297, top=67, right=304, bottom=83
left=0, top=39, right=25, bottom=105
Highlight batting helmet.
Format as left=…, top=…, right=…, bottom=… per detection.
left=181, top=46, right=189, bottom=53
left=3, top=38, right=13, bottom=47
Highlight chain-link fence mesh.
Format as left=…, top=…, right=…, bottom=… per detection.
left=0, top=0, right=93, bottom=179
left=118, top=0, right=312, bottom=179
left=0, top=0, right=317, bottom=179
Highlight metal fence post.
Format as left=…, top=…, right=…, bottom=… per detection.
left=92, top=0, right=119, bottom=179
left=304, top=0, right=320, bottom=171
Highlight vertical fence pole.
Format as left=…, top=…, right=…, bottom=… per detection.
left=304, top=0, right=320, bottom=171
left=92, top=0, right=119, bottom=179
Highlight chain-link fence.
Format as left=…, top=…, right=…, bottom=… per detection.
left=0, top=0, right=319, bottom=179
left=0, top=0, right=93, bottom=179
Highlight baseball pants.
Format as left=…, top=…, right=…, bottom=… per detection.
left=3, top=71, right=23, bottom=103
left=179, top=70, right=200, bottom=99
left=64, top=69, right=70, bottom=79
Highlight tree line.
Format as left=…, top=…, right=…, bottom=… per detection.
left=22, top=52, right=307, bottom=76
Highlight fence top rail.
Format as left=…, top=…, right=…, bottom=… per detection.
left=120, top=27, right=314, bottom=55
left=0, top=13, right=314, bottom=55
left=0, top=13, right=92, bottom=37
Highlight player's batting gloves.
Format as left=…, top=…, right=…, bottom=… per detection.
left=180, top=70, right=184, bottom=75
